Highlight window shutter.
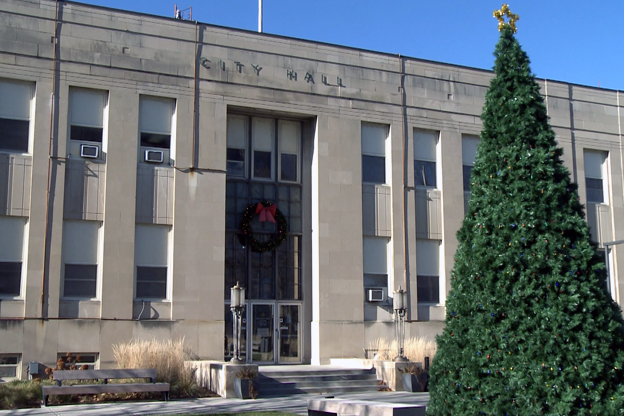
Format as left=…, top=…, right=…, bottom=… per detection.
left=0, top=81, right=32, bottom=120
left=139, top=97, right=173, bottom=134
left=62, top=221, right=100, bottom=264
left=414, top=130, right=437, bottom=162
left=134, top=224, right=169, bottom=266
left=70, top=89, right=106, bottom=127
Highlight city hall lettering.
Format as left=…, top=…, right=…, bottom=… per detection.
left=200, top=57, right=346, bottom=87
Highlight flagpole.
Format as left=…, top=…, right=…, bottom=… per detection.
left=258, top=0, right=263, bottom=33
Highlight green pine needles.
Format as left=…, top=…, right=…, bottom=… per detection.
left=427, top=27, right=624, bottom=415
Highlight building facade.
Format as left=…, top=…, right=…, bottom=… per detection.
left=0, top=0, right=623, bottom=380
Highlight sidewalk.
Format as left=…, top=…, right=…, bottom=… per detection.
left=0, top=391, right=430, bottom=415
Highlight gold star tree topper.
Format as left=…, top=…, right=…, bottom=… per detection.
left=493, top=4, right=519, bottom=33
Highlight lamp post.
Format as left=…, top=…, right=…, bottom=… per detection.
left=393, top=286, right=408, bottom=362
left=230, top=282, right=246, bottom=364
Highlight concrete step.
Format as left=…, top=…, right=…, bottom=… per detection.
left=257, top=367, right=384, bottom=397
left=260, top=384, right=383, bottom=396
left=260, top=373, right=378, bottom=385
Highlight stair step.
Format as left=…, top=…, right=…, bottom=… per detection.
left=259, top=369, right=375, bottom=377
left=259, top=384, right=384, bottom=396
left=259, top=378, right=378, bottom=389
left=259, top=374, right=377, bottom=384
left=255, top=367, right=383, bottom=397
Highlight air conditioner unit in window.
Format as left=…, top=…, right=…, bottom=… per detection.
left=366, top=288, right=387, bottom=302
left=145, top=149, right=164, bottom=163
left=80, top=144, right=99, bottom=159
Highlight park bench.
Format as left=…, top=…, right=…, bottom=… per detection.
left=42, top=368, right=170, bottom=406
left=308, top=397, right=426, bottom=416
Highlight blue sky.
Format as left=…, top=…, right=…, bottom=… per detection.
left=78, top=0, right=622, bottom=91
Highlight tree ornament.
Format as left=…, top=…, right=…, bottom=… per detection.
left=240, top=202, right=287, bottom=252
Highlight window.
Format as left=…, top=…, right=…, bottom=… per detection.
left=278, top=120, right=300, bottom=182
left=68, top=88, right=107, bottom=161
left=0, top=355, right=20, bottom=381
left=62, top=220, right=101, bottom=299
left=224, top=114, right=302, bottom=304
left=0, top=216, right=26, bottom=297
left=227, top=115, right=248, bottom=177
left=134, top=224, right=170, bottom=300
left=462, top=135, right=480, bottom=213
left=414, top=129, right=438, bottom=188
left=69, top=88, right=107, bottom=143
left=416, top=240, right=440, bottom=304
left=252, top=118, right=275, bottom=180
left=462, top=136, right=480, bottom=192
left=0, top=80, right=33, bottom=153
left=363, top=236, right=389, bottom=284
left=139, top=96, right=175, bottom=164
left=584, top=150, right=608, bottom=204
left=56, top=353, right=98, bottom=370
left=361, top=123, right=388, bottom=184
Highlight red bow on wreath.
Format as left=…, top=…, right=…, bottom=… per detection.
left=255, top=203, right=277, bottom=223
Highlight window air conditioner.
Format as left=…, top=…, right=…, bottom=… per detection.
left=80, top=144, right=99, bottom=159
left=145, top=149, right=164, bottom=163
left=366, top=288, right=387, bottom=302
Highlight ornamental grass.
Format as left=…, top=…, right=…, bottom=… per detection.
left=112, top=338, right=199, bottom=397
left=368, top=337, right=437, bottom=364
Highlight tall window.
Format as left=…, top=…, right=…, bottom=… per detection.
left=414, top=129, right=438, bottom=188
left=252, top=118, right=275, bottom=180
left=68, top=88, right=107, bottom=159
left=139, top=96, right=175, bottom=165
left=134, top=225, right=170, bottom=300
left=62, top=220, right=101, bottom=299
left=227, top=115, right=248, bottom=177
left=462, top=135, right=480, bottom=213
left=0, top=216, right=26, bottom=298
left=361, top=123, right=388, bottom=184
left=0, top=80, right=33, bottom=153
left=584, top=150, right=608, bottom=204
left=225, top=115, right=302, bottom=301
left=416, top=240, right=440, bottom=304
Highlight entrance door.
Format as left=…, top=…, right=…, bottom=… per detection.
left=277, top=304, right=300, bottom=363
left=249, top=302, right=301, bottom=364
left=250, top=303, right=274, bottom=363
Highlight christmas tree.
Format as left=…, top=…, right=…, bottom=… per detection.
left=426, top=5, right=624, bottom=415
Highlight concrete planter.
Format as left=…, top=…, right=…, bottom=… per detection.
left=401, top=372, right=428, bottom=392
left=234, top=378, right=253, bottom=399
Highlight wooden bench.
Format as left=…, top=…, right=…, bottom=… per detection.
left=42, top=368, right=170, bottom=406
left=307, top=398, right=426, bottom=416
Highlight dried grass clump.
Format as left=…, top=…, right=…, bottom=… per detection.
left=368, top=338, right=393, bottom=360
left=112, top=338, right=198, bottom=397
left=368, top=337, right=437, bottom=363
left=404, top=337, right=437, bottom=364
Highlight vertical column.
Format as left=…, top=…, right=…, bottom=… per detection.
left=170, top=98, right=226, bottom=359
left=99, top=88, right=138, bottom=319
left=311, top=115, right=364, bottom=364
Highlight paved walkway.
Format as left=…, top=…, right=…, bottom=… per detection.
left=0, top=392, right=430, bottom=415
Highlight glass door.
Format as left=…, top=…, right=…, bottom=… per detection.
left=250, top=303, right=274, bottom=363
left=278, top=304, right=300, bottom=363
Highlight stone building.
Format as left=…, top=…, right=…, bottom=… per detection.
left=0, top=0, right=622, bottom=380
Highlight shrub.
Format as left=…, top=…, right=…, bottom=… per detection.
left=0, top=380, right=45, bottom=410
left=112, top=338, right=198, bottom=397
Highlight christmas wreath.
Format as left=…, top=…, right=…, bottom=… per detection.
left=240, top=202, right=287, bottom=252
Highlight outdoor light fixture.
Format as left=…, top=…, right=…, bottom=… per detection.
left=230, top=282, right=246, bottom=364
left=393, top=286, right=408, bottom=362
